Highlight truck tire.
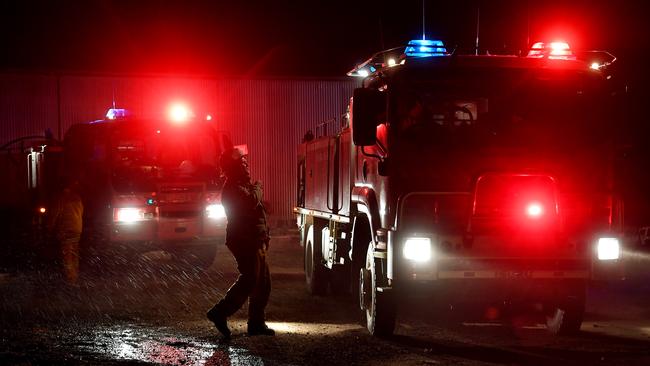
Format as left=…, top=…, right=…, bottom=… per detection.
left=360, top=243, right=396, bottom=337
left=546, top=283, right=586, bottom=335
left=305, top=225, right=328, bottom=295
left=350, top=215, right=371, bottom=302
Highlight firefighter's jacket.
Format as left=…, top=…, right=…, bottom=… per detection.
left=222, top=178, right=269, bottom=253
left=46, top=188, right=84, bottom=241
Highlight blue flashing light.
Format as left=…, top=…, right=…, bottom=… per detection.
left=106, top=108, right=130, bottom=120
left=405, top=39, right=447, bottom=58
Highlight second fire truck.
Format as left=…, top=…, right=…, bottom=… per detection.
left=30, top=105, right=233, bottom=266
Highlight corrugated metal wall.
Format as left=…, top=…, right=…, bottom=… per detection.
left=0, top=74, right=59, bottom=142
left=0, top=73, right=358, bottom=223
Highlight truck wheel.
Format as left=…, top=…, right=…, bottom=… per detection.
left=305, top=226, right=328, bottom=295
left=350, top=215, right=371, bottom=302
left=360, top=243, right=396, bottom=337
left=546, top=285, right=586, bottom=335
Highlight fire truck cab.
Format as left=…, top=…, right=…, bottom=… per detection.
left=295, top=39, right=624, bottom=336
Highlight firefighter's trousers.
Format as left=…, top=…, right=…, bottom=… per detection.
left=212, top=243, right=271, bottom=324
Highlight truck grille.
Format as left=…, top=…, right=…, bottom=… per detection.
left=400, top=193, right=471, bottom=234
left=158, top=183, right=204, bottom=204
left=159, top=184, right=203, bottom=193
left=159, top=209, right=202, bottom=219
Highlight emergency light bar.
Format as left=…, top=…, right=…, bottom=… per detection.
left=347, top=39, right=448, bottom=77
left=106, top=108, right=130, bottom=120
left=404, top=39, right=448, bottom=58
left=527, top=41, right=576, bottom=60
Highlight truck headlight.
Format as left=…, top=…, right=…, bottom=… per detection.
left=597, top=237, right=620, bottom=260
left=403, top=237, right=432, bottom=262
left=114, top=207, right=145, bottom=223
left=206, top=204, right=226, bottom=219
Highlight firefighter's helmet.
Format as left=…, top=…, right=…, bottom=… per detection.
left=219, top=147, right=246, bottom=176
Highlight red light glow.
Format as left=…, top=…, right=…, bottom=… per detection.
left=527, top=40, right=574, bottom=59
left=549, top=41, right=570, bottom=54
left=526, top=203, right=544, bottom=218
left=548, top=41, right=573, bottom=59
left=168, top=103, right=191, bottom=124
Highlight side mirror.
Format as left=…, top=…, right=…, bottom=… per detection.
left=351, top=88, right=385, bottom=146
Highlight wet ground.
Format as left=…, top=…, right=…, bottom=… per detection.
left=1, top=232, right=650, bottom=365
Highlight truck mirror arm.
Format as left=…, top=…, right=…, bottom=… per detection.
left=360, top=146, right=390, bottom=176
left=376, top=139, right=388, bottom=155
left=360, top=146, right=385, bottom=161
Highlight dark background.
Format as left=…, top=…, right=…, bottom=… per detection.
left=1, top=1, right=648, bottom=80
left=1, top=0, right=649, bottom=225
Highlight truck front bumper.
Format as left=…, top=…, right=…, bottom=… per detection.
left=110, top=217, right=226, bottom=245
left=395, top=276, right=588, bottom=305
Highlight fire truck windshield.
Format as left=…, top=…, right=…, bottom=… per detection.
left=393, top=67, right=612, bottom=150
left=110, top=125, right=220, bottom=193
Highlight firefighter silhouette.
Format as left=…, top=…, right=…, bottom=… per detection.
left=207, top=147, right=274, bottom=339
left=46, top=176, right=83, bottom=285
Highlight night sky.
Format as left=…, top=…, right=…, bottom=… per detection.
left=2, top=1, right=649, bottom=81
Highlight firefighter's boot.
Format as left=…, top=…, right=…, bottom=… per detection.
left=207, top=308, right=231, bottom=340
left=247, top=322, right=275, bottom=336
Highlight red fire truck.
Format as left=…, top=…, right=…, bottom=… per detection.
left=295, top=40, right=624, bottom=336
left=30, top=105, right=233, bottom=266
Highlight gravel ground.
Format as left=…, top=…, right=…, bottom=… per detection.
left=1, top=232, right=650, bottom=365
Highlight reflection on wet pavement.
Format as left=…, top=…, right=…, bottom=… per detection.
left=76, top=324, right=263, bottom=365
left=265, top=321, right=361, bottom=335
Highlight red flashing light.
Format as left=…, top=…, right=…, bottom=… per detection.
left=38, top=207, right=47, bottom=214
left=526, top=202, right=544, bottom=218
left=527, top=41, right=575, bottom=60
left=168, top=103, right=192, bottom=124
left=549, top=42, right=570, bottom=55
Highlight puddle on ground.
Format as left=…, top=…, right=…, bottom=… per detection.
left=75, top=324, right=264, bottom=365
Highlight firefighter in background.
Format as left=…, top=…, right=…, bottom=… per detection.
left=207, top=148, right=274, bottom=339
left=46, top=176, right=83, bottom=285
